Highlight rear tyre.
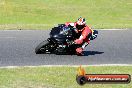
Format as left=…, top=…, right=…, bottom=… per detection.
left=35, top=40, right=50, bottom=54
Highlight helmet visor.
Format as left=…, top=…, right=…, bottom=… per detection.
left=76, top=24, right=85, bottom=30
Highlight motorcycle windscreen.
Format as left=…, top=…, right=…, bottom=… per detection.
left=50, top=25, right=72, bottom=43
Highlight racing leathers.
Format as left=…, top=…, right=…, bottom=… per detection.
left=65, top=22, right=92, bottom=55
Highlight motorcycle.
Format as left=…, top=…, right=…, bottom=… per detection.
left=35, top=24, right=98, bottom=55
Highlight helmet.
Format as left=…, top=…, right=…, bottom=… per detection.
left=76, top=17, right=86, bottom=31
left=77, top=17, right=86, bottom=25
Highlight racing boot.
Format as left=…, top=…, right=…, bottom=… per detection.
left=76, top=47, right=83, bottom=56
left=76, top=42, right=89, bottom=56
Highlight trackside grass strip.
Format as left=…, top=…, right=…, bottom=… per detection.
left=0, top=0, right=131, bottom=29
left=0, top=66, right=131, bottom=88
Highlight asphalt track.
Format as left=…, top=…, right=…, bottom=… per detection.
left=0, top=29, right=132, bottom=66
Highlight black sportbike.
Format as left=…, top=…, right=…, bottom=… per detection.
left=35, top=24, right=98, bottom=55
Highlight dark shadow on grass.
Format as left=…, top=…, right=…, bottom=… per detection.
left=82, top=51, right=104, bottom=56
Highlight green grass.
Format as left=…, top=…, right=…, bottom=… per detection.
left=0, top=0, right=132, bottom=29
left=0, top=66, right=132, bottom=88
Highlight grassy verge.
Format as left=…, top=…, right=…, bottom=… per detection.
left=0, top=0, right=132, bottom=30
left=0, top=66, right=131, bottom=88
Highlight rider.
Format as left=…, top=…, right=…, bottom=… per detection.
left=65, top=17, right=92, bottom=55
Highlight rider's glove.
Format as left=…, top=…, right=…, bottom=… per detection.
left=74, top=39, right=83, bottom=44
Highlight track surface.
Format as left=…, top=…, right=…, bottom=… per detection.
left=0, top=30, right=132, bottom=66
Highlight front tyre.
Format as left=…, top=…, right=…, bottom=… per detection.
left=35, top=40, right=50, bottom=54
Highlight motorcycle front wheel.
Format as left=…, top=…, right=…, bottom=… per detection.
left=35, top=40, right=51, bottom=54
